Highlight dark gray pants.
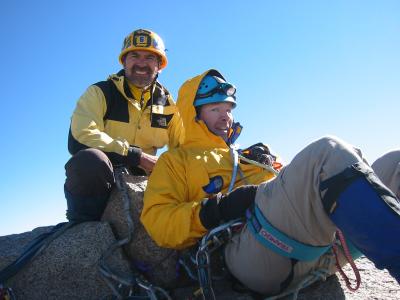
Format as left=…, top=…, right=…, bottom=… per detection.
left=64, top=148, right=115, bottom=222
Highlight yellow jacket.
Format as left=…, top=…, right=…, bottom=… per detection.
left=141, top=70, right=275, bottom=249
left=68, top=71, right=184, bottom=159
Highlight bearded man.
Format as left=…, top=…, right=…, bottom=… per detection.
left=65, top=29, right=183, bottom=222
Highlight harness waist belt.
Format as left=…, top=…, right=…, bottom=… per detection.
left=246, top=205, right=331, bottom=261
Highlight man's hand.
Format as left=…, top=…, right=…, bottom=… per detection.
left=199, top=185, right=258, bottom=229
left=139, top=152, right=158, bottom=174
left=218, top=185, right=258, bottom=221
left=240, top=143, right=274, bottom=166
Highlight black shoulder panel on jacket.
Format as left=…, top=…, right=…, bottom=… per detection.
left=144, top=82, right=171, bottom=109
left=68, top=127, right=89, bottom=155
left=94, top=80, right=130, bottom=123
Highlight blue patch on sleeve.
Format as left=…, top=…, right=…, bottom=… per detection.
left=202, top=176, right=224, bottom=194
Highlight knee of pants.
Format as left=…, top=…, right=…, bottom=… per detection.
left=313, top=135, right=363, bottom=159
left=64, top=148, right=115, bottom=198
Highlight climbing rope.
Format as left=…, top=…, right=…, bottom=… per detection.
left=332, top=229, right=361, bottom=291
left=238, top=155, right=279, bottom=176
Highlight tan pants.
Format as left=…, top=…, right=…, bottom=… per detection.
left=372, top=150, right=400, bottom=198
left=224, top=136, right=368, bottom=295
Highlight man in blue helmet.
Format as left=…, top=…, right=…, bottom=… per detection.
left=141, top=69, right=278, bottom=249
left=141, top=69, right=400, bottom=296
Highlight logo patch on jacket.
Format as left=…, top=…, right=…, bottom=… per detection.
left=202, top=176, right=224, bottom=194
left=151, top=113, right=173, bottom=129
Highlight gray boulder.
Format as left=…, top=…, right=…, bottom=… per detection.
left=0, top=222, right=132, bottom=300
left=102, top=173, right=179, bottom=288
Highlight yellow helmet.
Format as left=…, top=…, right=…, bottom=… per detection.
left=119, top=29, right=168, bottom=69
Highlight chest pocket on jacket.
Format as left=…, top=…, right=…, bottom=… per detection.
left=151, top=113, right=173, bottom=129
left=137, top=109, right=169, bottom=150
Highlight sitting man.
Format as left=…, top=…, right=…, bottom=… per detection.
left=141, top=69, right=278, bottom=249
left=65, top=29, right=184, bottom=223
left=141, top=69, right=400, bottom=297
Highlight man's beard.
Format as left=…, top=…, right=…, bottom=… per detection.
left=125, top=66, right=157, bottom=88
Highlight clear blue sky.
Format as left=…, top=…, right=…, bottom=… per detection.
left=1, top=1, right=399, bottom=235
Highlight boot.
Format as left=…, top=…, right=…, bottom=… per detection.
left=65, top=187, right=110, bottom=222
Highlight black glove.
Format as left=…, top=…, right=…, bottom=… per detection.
left=199, top=185, right=258, bottom=229
left=240, top=143, right=276, bottom=166
left=126, top=146, right=142, bottom=167
left=105, top=146, right=142, bottom=167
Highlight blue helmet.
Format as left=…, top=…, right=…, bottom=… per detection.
left=194, top=75, right=237, bottom=108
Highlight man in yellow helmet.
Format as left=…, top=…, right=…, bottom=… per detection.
left=65, top=29, right=183, bottom=222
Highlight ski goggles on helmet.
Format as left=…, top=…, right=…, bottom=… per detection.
left=195, top=83, right=236, bottom=100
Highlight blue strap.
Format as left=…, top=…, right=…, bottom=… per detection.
left=228, top=148, right=239, bottom=192
left=246, top=205, right=331, bottom=261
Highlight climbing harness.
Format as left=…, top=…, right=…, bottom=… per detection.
left=246, top=204, right=331, bottom=261
left=246, top=204, right=361, bottom=299
left=98, top=166, right=171, bottom=300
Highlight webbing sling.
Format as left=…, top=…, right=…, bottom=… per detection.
left=0, top=222, right=78, bottom=284
left=246, top=205, right=331, bottom=261
left=228, top=148, right=239, bottom=193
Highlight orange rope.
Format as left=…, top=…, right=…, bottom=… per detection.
left=332, top=229, right=361, bottom=291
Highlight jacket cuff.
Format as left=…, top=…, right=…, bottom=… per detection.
left=199, top=194, right=222, bottom=230
left=127, top=146, right=142, bottom=167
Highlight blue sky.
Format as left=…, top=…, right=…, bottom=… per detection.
left=1, top=1, right=399, bottom=235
